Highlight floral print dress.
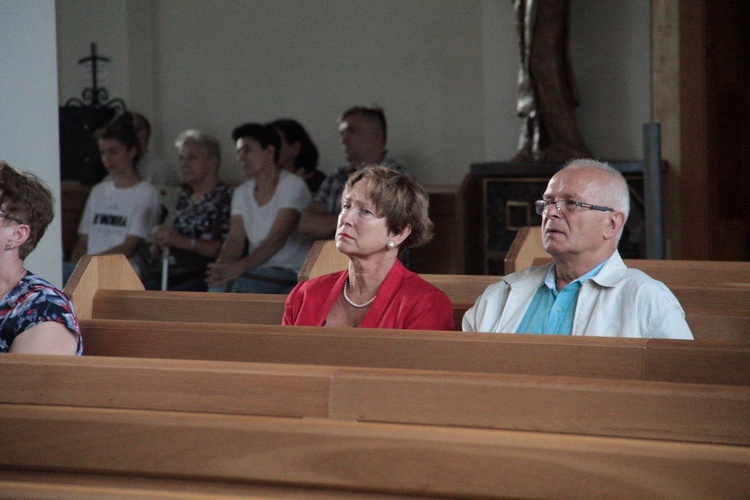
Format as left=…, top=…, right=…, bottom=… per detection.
left=0, top=272, right=82, bottom=354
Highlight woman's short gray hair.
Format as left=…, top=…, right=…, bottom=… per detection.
left=175, top=129, right=221, bottom=164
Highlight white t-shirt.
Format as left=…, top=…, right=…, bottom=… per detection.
left=231, top=170, right=312, bottom=273
left=78, top=180, right=162, bottom=255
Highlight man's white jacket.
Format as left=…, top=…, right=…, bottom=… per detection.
left=462, top=251, right=693, bottom=339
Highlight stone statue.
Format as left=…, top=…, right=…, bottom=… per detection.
left=512, top=0, right=591, bottom=163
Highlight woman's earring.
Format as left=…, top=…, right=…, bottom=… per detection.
left=387, top=241, right=395, bottom=250
left=4, top=244, right=12, bottom=250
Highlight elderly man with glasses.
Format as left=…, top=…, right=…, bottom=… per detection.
left=463, top=159, right=693, bottom=339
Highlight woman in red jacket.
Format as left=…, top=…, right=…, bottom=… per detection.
left=283, top=165, right=454, bottom=330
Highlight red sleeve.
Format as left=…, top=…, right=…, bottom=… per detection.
left=282, top=283, right=301, bottom=325
left=399, top=288, right=456, bottom=331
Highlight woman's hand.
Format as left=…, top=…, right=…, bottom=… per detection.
left=151, top=225, right=180, bottom=250
left=149, top=242, right=162, bottom=258
left=205, top=259, right=245, bottom=288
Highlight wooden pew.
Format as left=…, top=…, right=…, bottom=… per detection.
left=2, top=403, right=749, bottom=498
left=505, top=225, right=750, bottom=287
left=64, top=254, right=750, bottom=341
left=76, top=287, right=750, bottom=340
left=297, top=239, right=750, bottom=322
left=4, top=355, right=750, bottom=497
left=35, top=252, right=749, bottom=497
left=78, top=319, right=750, bottom=386
left=1, top=354, right=749, bottom=446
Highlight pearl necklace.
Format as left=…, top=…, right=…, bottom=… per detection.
left=343, top=279, right=376, bottom=308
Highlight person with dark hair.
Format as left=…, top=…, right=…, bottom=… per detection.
left=206, top=123, right=312, bottom=293
left=283, top=166, right=453, bottom=330
left=67, top=111, right=162, bottom=281
left=131, top=111, right=180, bottom=186
left=144, top=129, right=233, bottom=291
left=299, top=105, right=408, bottom=240
left=0, top=161, right=81, bottom=354
left=269, top=118, right=326, bottom=193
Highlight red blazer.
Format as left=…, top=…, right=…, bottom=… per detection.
left=283, top=259, right=455, bottom=330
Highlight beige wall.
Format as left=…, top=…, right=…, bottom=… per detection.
left=56, top=0, right=652, bottom=187
left=1, top=0, right=62, bottom=285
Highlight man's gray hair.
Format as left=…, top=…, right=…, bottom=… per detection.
left=563, top=158, right=631, bottom=221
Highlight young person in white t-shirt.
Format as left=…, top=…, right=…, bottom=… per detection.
left=206, top=123, right=311, bottom=294
left=67, top=112, right=162, bottom=281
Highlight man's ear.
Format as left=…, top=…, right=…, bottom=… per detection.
left=604, top=212, right=626, bottom=240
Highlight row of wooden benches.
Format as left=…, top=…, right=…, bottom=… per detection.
left=2, top=349, right=749, bottom=498
left=5, top=323, right=750, bottom=496
left=3, top=251, right=750, bottom=497
left=66, top=253, right=750, bottom=342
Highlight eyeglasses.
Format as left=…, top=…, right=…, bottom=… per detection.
left=0, top=213, right=22, bottom=224
left=535, top=199, right=614, bottom=215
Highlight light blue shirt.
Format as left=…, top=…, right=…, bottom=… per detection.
left=516, top=260, right=607, bottom=335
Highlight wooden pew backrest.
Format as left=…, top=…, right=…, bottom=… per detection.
left=3, top=404, right=749, bottom=499
left=63, top=254, right=144, bottom=319
left=3, top=354, right=749, bottom=446
left=505, top=226, right=750, bottom=287
left=505, top=226, right=545, bottom=274
left=0, top=354, right=332, bottom=418
left=66, top=255, right=750, bottom=339
left=92, top=289, right=287, bottom=324
left=87, top=281, right=750, bottom=340
left=81, top=319, right=648, bottom=380
left=79, top=319, right=750, bottom=385
left=298, top=239, right=349, bottom=282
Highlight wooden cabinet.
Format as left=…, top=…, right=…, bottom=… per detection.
left=471, top=162, right=646, bottom=275
left=60, top=181, right=91, bottom=261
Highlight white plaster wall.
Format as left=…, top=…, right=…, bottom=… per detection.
left=56, top=0, right=651, bottom=187
left=152, top=0, right=485, bottom=186
left=0, top=0, right=62, bottom=285
left=57, top=0, right=130, bottom=110
left=570, top=0, right=651, bottom=159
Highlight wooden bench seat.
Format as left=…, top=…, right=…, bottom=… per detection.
left=2, top=403, right=748, bottom=498
left=78, top=319, right=750, bottom=386
left=65, top=255, right=750, bottom=340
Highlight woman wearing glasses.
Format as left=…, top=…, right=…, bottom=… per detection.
left=0, top=162, right=82, bottom=354
left=463, top=159, right=692, bottom=339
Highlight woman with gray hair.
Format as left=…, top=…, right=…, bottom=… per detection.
left=283, top=165, right=454, bottom=330
left=145, top=129, right=233, bottom=291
